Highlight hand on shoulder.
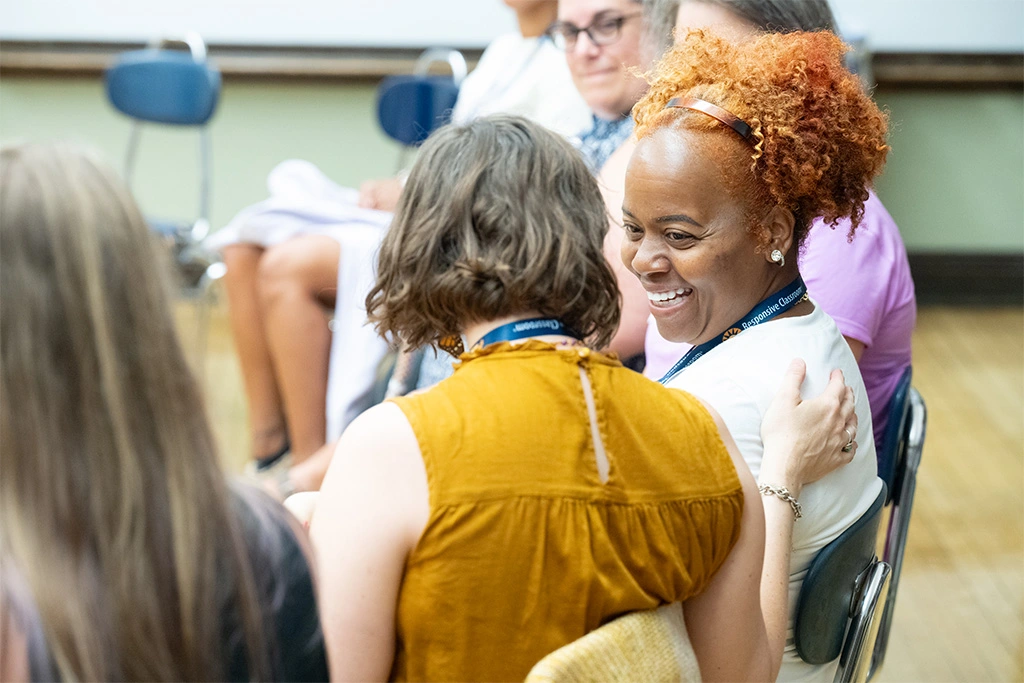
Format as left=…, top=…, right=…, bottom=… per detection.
left=759, top=359, right=857, bottom=495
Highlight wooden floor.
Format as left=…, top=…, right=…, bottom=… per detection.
left=181, top=300, right=1024, bottom=682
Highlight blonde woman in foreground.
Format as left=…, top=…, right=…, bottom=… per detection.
left=0, top=143, right=328, bottom=681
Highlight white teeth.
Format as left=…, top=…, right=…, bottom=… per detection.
left=646, top=287, right=690, bottom=303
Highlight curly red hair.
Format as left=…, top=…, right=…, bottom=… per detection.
left=633, top=29, right=889, bottom=242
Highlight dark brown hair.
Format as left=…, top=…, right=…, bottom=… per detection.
left=643, top=0, right=837, bottom=59
left=366, top=115, right=621, bottom=349
left=633, top=29, right=888, bottom=242
left=0, top=143, right=271, bottom=680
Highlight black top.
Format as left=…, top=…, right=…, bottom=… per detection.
left=8, top=485, right=329, bottom=682
left=226, top=486, right=330, bottom=682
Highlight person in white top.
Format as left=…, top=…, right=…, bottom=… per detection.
left=449, top=25, right=591, bottom=135
left=620, top=29, right=888, bottom=681
left=209, top=0, right=591, bottom=496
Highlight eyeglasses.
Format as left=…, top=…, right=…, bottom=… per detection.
left=546, top=11, right=642, bottom=51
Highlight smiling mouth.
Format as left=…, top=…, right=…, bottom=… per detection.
left=646, top=287, right=692, bottom=307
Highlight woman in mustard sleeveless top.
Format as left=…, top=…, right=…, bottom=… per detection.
left=310, top=116, right=858, bottom=682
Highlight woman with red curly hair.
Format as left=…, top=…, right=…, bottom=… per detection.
left=309, top=114, right=860, bottom=682
left=621, top=29, right=887, bottom=680
left=640, top=0, right=917, bottom=457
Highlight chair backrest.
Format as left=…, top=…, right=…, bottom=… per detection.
left=376, top=75, right=460, bottom=146
left=525, top=603, right=700, bottom=683
left=104, top=34, right=219, bottom=237
left=106, top=48, right=221, bottom=126
left=876, top=367, right=912, bottom=502
left=376, top=47, right=465, bottom=147
left=794, top=483, right=888, bottom=665
left=104, top=33, right=223, bottom=322
left=870, top=387, right=927, bottom=680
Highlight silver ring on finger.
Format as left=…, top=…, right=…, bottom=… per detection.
left=842, top=427, right=855, bottom=453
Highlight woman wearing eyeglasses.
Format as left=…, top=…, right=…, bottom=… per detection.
left=208, top=0, right=594, bottom=501
left=548, top=0, right=646, bottom=171
left=543, top=0, right=654, bottom=363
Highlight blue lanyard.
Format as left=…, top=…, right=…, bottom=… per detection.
left=659, top=277, right=808, bottom=385
left=475, top=318, right=578, bottom=349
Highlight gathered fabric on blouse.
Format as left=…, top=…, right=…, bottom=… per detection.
left=387, top=341, right=744, bottom=682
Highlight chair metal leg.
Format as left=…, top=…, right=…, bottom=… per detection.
left=395, top=145, right=413, bottom=175
left=835, top=561, right=892, bottom=683
left=187, top=261, right=226, bottom=384
left=193, top=285, right=212, bottom=381
left=869, top=389, right=927, bottom=680
left=194, top=128, right=212, bottom=242
left=123, top=121, right=142, bottom=185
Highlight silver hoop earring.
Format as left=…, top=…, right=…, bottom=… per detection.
left=770, top=249, right=785, bottom=267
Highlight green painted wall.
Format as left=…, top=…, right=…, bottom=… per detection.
left=0, top=77, right=402, bottom=230
left=1, top=76, right=1021, bottom=253
left=873, top=89, right=1024, bottom=253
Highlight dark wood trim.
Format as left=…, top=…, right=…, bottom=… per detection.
left=0, top=41, right=483, bottom=82
left=909, top=252, right=1024, bottom=305
left=1, top=40, right=1020, bottom=86
left=872, top=52, right=1023, bottom=90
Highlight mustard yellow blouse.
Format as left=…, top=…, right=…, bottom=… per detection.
left=389, top=341, right=743, bottom=682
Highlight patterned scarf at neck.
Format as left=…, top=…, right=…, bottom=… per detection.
left=574, top=115, right=634, bottom=173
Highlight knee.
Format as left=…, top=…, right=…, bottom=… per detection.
left=257, top=236, right=340, bottom=308
left=257, top=244, right=304, bottom=305
left=221, top=244, right=263, bottom=286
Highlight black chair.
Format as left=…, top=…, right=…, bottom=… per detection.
left=870, top=386, right=927, bottom=679
left=795, top=484, right=890, bottom=683
left=876, top=367, right=913, bottom=500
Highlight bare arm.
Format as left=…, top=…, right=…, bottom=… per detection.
left=0, top=605, right=30, bottom=683
left=357, top=176, right=404, bottom=212
left=597, top=137, right=648, bottom=359
left=309, top=402, right=429, bottom=682
left=758, top=359, right=858, bottom=674
left=0, top=564, right=31, bottom=683
left=684, top=402, right=773, bottom=683
left=844, top=336, right=866, bottom=362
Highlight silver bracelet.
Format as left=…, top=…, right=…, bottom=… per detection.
left=758, top=483, right=803, bottom=520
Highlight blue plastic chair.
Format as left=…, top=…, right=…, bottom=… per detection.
left=870, top=386, right=927, bottom=679
left=795, top=484, right=891, bottom=683
left=376, top=48, right=465, bottom=168
left=106, top=32, right=221, bottom=250
left=105, top=33, right=225, bottom=362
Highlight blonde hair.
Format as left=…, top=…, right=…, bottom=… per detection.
left=366, top=115, right=621, bottom=350
left=0, top=143, right=270, bottom=679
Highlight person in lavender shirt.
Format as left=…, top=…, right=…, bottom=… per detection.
left=640, top=0, right=916, bottom=450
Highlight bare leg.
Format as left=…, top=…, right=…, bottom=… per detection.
left=266, top=440, right=337, bottom=500
left=222, top=244, right=288, bottom=461
left=257, top=235, right=340, bottom=462
left=290, top=440, right=337, bottom=492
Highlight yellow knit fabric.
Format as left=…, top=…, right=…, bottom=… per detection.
left=389, top=341, right=741, bottom=682
left=525, top=603, right=701, bottom=683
